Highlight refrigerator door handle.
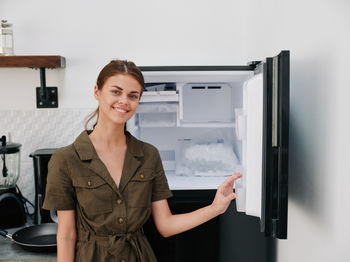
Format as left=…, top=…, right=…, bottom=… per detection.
left=272, top=56, right=279, bottom=147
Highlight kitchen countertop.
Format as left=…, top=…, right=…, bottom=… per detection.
left=0, top=226, right=56, bottom=262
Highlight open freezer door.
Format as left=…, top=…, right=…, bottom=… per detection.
left=236, top=51, right=289, bottom=239
left=261, top=50, right=290, bottom=239
left=240, top=72, right=264, bottom=218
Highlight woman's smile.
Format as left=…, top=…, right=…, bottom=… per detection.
left=113, top=106, right=129, bottom=113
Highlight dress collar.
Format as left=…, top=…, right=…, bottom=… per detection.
left=73, top=130, right=144, bottom=161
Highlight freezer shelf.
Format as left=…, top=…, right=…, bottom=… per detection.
left=136, top=103, right=178, bottom=128
left=166, top=172, right=234, bottom=190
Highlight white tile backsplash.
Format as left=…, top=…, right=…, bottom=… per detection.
left=0, top=109, right=95, bottom=204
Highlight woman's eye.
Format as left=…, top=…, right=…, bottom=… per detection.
left=112, top=90, right=120, bottom=95
left=129, top=95, right=139, bottom=100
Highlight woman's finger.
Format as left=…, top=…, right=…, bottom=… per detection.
left=220, top=173, right=242, bottom=188
left=218, top=173, right=242, bottom=195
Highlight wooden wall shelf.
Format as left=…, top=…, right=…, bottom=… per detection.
left=0, top=56, right=65, bottom=68
left=0, top=55, right=66, bottom=108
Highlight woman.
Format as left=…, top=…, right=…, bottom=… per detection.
left=43, top=60, right=242, bottom=262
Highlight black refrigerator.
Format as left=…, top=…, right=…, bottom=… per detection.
left=133, top=51, right=290, bottom=262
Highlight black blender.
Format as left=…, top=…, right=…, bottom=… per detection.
left=0, top=135, right=27, bottom=228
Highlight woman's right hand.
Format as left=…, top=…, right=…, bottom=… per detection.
left=211, top=173, right=243, bottom=215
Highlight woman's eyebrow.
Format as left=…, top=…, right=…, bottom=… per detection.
left=111, top=85, right=140, bottom=94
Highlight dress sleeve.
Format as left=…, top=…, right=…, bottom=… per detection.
left=42, top=149, right=76, bottom=210
left=151, top=149, right=173, bottom=202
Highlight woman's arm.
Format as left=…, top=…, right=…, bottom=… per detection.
left=57, top=210, right=76, bottom=262
left=152, top=173, right=242, bottom=238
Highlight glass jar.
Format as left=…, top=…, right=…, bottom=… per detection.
left=0, top=136, right=21, bottom=189
left=0, top=20, right=14, bottom=56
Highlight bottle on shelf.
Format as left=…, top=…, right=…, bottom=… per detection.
left=0, top=20, right=14, bottom=56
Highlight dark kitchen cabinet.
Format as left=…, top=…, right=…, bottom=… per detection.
left=144, top=190, right=219, bottom=262
left=143, top=190, right=272, bottom=262
left=219, top=200, right=275, bottom=262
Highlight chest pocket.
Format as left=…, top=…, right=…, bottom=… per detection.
left=127, top=169, right=154, bottom=208
left=73, top=176, right=113, bottom=217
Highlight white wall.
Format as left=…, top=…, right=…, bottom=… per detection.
left=1, top=0, right=350, bottom=261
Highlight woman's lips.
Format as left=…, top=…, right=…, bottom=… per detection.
left=113, top=107, right=129, bottom=113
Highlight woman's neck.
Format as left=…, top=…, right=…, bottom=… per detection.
left=89, top=122, right=126, bottom=152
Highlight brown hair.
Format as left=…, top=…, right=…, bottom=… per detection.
left=84, top=59, right=144, bottom=130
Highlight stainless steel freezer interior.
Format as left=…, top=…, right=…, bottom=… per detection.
left=130, top=51, right=289, bottom=239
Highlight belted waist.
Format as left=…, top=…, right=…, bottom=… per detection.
left=77, top=228, right=145, bottom=261
left=77, top=227, right=144, bottom=242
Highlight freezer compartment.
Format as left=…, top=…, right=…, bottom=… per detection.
left=128, top=70, right=255, bottom=190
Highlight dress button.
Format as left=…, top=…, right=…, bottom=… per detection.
left=87, top=181, right=92, bottom=187
left=117, top=199, right=122, bottom=205
left=140, top=174, right=145, bottom=179
left=118, top=217, right=124, bottom=223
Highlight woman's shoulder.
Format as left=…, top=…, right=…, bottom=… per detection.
left=50, top=144, right=76, bottom=163
left=53, top=144, right=75, bottom=155
left=53, top=130, right=91, bottom=160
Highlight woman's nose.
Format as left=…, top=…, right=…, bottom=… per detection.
left=117, top=94, right=129, bottom=104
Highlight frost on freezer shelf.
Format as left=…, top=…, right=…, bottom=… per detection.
left=176, top=142, right=241, bottom=177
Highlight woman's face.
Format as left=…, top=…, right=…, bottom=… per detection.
left=94, top=74, right=142, bottom=126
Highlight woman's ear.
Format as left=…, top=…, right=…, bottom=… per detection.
left=93, top=85, right=99, bottom=100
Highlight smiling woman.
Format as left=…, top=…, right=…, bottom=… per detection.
left=42, top=59, right=242, bottom=262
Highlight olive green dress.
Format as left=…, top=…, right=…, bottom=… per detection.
left=42, top=130, right=173, bottom=262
